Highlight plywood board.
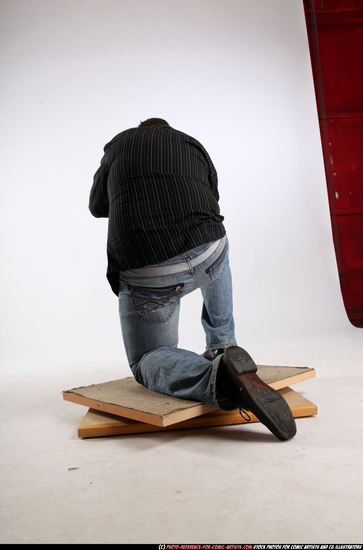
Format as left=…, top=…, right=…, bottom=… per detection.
left=63, top=365, right=315, bottom=427
left=77, top=387, right=317, bottom=438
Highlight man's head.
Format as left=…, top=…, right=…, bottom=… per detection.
left=138, top=118, right=169, bottom=128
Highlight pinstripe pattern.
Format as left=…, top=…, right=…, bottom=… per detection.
left=89, top=125, right=226, bottom=296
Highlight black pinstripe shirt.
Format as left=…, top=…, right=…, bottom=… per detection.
left=89, top=124, right=226, bottom=296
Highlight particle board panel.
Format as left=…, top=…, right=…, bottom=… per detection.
left=77, top=387, right=317, bottom=438
left=63, top=365, right=315, bottom=427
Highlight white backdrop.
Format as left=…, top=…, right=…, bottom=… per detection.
left=1, top=0, right=359, bottom=371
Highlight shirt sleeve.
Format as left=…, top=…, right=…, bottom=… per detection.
left=89, top=144, right=114, bottom=218
left=202, top=145, right=220, bottom=202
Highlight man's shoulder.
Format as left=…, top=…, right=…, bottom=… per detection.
left=103, top=125, right=206, bottom=150
left=103, top=127, right=138, bottom=151
left=166, top=126, right=206, bottom=147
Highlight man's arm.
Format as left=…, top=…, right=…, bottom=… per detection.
left=206, top=153, right=219, bottom=202
left=199, top=144, right=219, bottom=202
left=89, top=144, right=114, bottom=218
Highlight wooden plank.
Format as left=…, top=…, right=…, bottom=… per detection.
left=63, top=377, right=215, bottom=427
left=63, top=365, right=315, bottom=427
left=77, top=387, right=317, bottom=439
left=257, top=365, right=316, bottom=389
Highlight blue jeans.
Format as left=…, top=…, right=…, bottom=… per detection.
left=117, top=234, right=238, bottom=410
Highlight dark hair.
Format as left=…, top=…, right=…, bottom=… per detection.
left=138, top=117, right=169, bottom=128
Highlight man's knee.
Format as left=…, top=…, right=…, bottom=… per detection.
left=129, top=360, right=142, bottom=384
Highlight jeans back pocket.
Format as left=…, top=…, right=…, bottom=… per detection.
left=129, top=283, right=183, bottom=324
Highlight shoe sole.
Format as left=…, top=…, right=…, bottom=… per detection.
left=222, top=346, right=297, bottom=441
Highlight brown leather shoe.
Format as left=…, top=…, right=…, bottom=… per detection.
left=220, top=346, right=297, bottom=441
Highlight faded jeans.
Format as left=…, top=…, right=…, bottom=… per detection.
left=117, top=233, right=238, bottom=410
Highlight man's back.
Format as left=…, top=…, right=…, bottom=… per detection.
left=89, top=123, right=226, bottom=296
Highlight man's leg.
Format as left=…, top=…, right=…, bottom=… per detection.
left=118, top=278, right=227, bottom=408
left=118, top=238, right=297, bottom=439
left=200, top=243, right=238, bottom=352
left=197, top=241, right=297, bottom=439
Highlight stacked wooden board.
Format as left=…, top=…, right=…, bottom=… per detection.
left=63, top=365, right=317, bottom=438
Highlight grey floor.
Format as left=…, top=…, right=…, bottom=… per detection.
left=1, top=328, right=362, bottom=544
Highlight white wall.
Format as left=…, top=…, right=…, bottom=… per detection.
left=1, top=0, right=358, bottom=371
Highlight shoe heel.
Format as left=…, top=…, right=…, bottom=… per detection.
left=224, top=346, right=257, bottom=375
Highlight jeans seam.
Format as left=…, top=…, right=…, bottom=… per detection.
left=209, top=354, right=223, bottom=407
